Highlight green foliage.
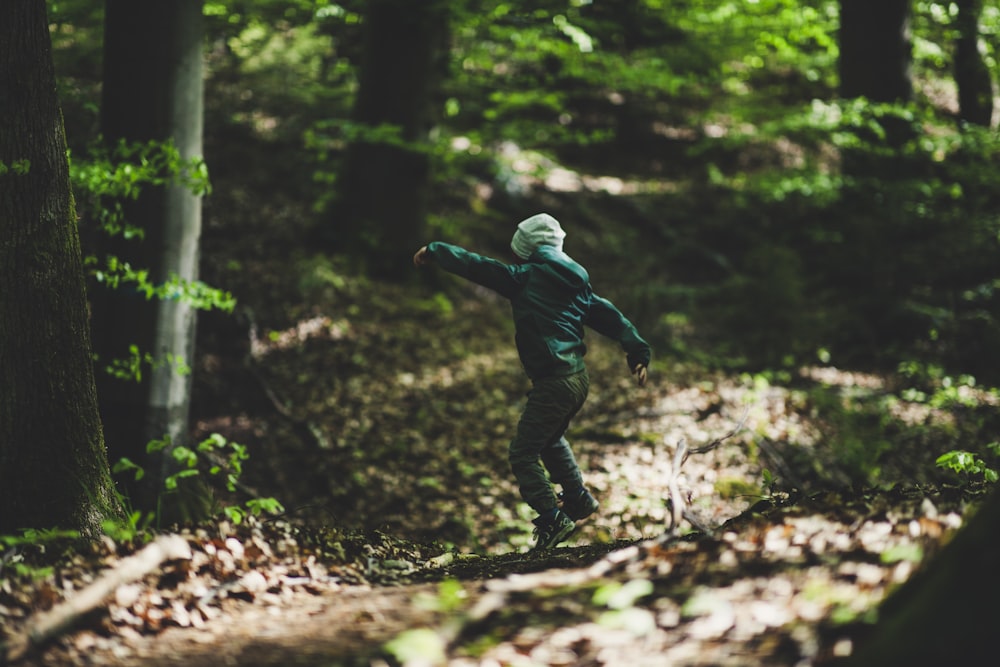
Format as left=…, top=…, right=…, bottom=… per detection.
left=593, top=578, right=657, bottom=635
left=210, top=0, right=999, bottom=386
left=112, top=434, right=285, bottom=531
left=593, top=578, right=654, bottom=610
left=803, top=386, right=896, bottom=486
left=715, top=475, right=766, bottom=501
left=0, top=528, right=78, bottom=580
left=67, top=138, right=235, bottom=388
left=233, top=497, right=287, bottom=524
left=150, top=433, right=246, bottom=494
left=673, top=94, right=1000, bottom=375
left=761, top=468, right=776, bottom=495
left=935, top=448, right=999, bottom=484
left=896, top=361, right=997, bottom=410
left=0, top=159, right=31, bottom=175
left=72, top=139, right=211, bottom=239
left=414, top=578, right=468, bottom=613
left=384, top=628, right=447, bottom=666
left=100, top=511, right=155, bottom=545
left=101, top=343, right=191, bottom=383
left=87, top=255, right=236, bottom=312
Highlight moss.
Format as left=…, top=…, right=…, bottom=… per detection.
left=714, top=477, right=762, bottom=501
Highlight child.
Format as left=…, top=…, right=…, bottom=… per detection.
left=413, top=213, right=651, bottom=551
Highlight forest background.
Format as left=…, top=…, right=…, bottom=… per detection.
left=3, top=0, right=1000, bottom=665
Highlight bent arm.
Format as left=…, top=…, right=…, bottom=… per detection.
left=586, top=294, right=652, bottom=371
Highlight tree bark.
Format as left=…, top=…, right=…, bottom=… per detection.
left=838, top=0, right=913, bottom=103
left=845, top=488, right=999, bottom=665
left=94, top=0, right=207, bottom=517
left=0, top=0, right=123, bottom=535
left=330, top=0, right=450, bottom=280
left=954, top=0, right=995, bottom=127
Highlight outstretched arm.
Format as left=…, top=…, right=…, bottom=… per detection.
left=413, top=242, right=521, bottom=298
left=586, top=294, right=651, bottom=386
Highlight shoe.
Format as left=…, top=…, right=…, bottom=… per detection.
left=531, top=510, right=576, bottom=551
left=559, top=488, right=599, bottom=521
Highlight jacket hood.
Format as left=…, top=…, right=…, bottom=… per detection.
left=530, top=245, right=589, bottom=289
left=511, top=213, right=566, bottom=259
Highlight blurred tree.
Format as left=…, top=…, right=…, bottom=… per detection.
left=846, top=488, right=998, bottom=665
left=954, top=0, right=995, bottom=126
left=838, top=0, right=912, bottom=102
left=93, top=0, right=208, bottom=519
left=0, top=0, right=123, bottom=535
left=329, top=0, right=450, bottom=279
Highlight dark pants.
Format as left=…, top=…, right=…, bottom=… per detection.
left=508, top=369, right=590, bottom=515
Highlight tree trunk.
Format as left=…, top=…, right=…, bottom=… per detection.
left=0, top=0, right=123, bottom=535
left=94, top=0, right=207, bottom=518
left=330, top=0, right=450, bottom=280
left=845, top=488, right=999, bottom=665
left=954, top=0, right=995, bottom=127
left=838, top=0, right=913, bottom=103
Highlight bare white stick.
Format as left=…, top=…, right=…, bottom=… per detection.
left=4, top=534, right=191, bottom=663
left=667, top=438, right=688, bottom=534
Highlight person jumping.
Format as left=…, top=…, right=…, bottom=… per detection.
left=413, top=213, right=651, bottom=551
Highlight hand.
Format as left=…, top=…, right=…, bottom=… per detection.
left=413, top=246, right=430, bottom=268
left=632, top=364, right=648, bottom=387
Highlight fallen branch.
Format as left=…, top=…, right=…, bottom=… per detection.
left=666, top=438, right=688, bottom=534
left=3, top=534, right=191, bottom=664
left=683, top=405, right=751, bottom=462
left=664, top=405, right=752, bottom=537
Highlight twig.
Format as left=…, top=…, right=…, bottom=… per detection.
left=664, top=405, right=752, bottom=537
left=683, top=405, right=751, bottom=462
left=666, top=438, right=688, bottom=534
left=3, top=535, right=191, bottom=664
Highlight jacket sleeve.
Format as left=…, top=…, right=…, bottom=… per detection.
left=425, top=242, right=521, bottom=298
left=585, top=293, right=652, bottom=371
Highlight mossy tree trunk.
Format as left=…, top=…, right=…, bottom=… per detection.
left=0, top=0, right=123, bottom=536
left=93, top=0, right=207, bottom=519
left=846, top=488, right=999, bottom=665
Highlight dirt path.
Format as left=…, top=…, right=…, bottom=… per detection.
left=7, top=483, right=970, bottom=667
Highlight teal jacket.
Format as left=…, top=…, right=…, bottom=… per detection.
left=425, top=242, right=651, bottom=380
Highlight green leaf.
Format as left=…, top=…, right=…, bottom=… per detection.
left=112, top=457, right=145, bottom=481
left=593, top=578, right=654, bottom=609
left=598, top=607, right=657, bottom=635
left=880, top=542, right=924, bottom=564
left=384, top=628, right=446, bottom=665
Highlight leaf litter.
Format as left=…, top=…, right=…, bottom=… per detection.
left=2, top=257, right=993, bottom=666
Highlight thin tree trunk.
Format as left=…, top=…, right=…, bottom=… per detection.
left=0, top=0, right=122, bottom=535
left=95, top=0, right=206, bottom=518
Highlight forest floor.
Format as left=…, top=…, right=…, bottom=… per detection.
left=2, top=174, right=995, bottom=666
left=3, top=266, right=988, bottom=666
